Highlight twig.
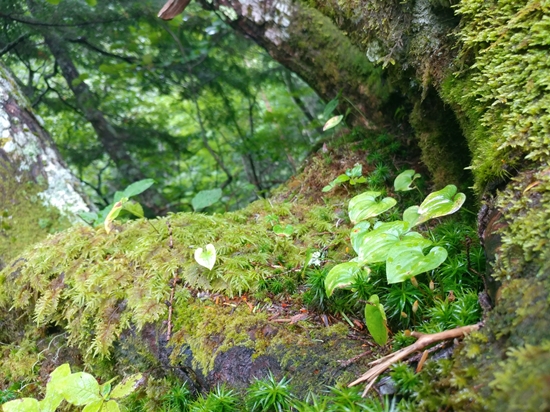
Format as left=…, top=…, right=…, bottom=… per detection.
left=338, top=349, right=373, bottom=368
left=349, top=323, right=482, bottom=396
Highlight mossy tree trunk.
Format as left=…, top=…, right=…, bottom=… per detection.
left=0, top=63, right=90, bottom=268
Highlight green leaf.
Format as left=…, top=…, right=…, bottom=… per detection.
left=122, top=179, right=156, bottom=198
left=394, top=169, right=420, bottom=191
left=194, top=244, right=216, bottom=270
left=85, top=0, right=97, bottom=6
left=350, top=221, right=371, bottom=253
left=104, top=198, right=128, bottom=234
left=41, top=364, right=72, bottom=411
left=323, top=115, right=343, bottom=131
left=415, top=185, right=466, bottom=225
left=346, top=163, right=362, bottom=178
left=101, top=400, right=120, bottom=412
left=122, top=201, right=144, bottom=219
left=403, top=205, right=420, bottom=226
left=364, top=295, right=388, bottom=346
left=325, top=262, right=368, bottom=297
left=323, top=97, right=339, bottom=118
left=273, top=224, right=294, bottom=237
left=348, top=191, right=397, bottom=223
left=113, top=191, right=125, bottom=203
left=191, top=188, right=222, bottom=211
left=45, top=0, right=61, bottom=4
left=386, top=238, right=448, bottom=284
left=349, top=176, right=366, bottom=185
left=110, top=374, right=143, bottom=400
left=83, top=400, right=103, bottom=412
left=71, top=73, right=89, bottom=88
left=2, top=398, right=40, bottom=412
left=321, top=184, right=334, bottom=192
left=59, top=372, right=102, bottom=406
left=353, top=221, right=414, bottom=264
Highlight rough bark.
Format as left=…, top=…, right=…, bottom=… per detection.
left=0, top=63, right=90, bottom=267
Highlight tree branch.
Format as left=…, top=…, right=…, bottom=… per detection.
left=0, top=33, right=30, bottom=57
left=67, top=37, right=136, bottom=64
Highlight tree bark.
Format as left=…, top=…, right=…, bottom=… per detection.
left=0, top=63, right=90, bottom=267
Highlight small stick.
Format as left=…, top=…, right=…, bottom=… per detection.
left=349, top=323, right=481, bottom=395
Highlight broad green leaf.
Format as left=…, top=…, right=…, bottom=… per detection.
left=122, top=201, right=144, bottom=218
left=323, top=115, right=343, bottom=131
left=45, top=0, right=61, bottom=4
left=334, top=174, right=350, bottom=184
left=192, top=188, right=222, bottom=211
left=122, top=179, right=156, bottom=198
left=350, top=221, right=371, bottom=253
left=41, top=364, right=72, bottom=411
left=325, top=262, right=368, bottom=297
left=59, top=372, right=102, bottom=406
left=403, top=205, right=420, bottom=226
left=353, top=221, right=411, bottom=264
left=2, top=398, right=40, bottom=412
left=104, top=198, right=127, bottom=234
left=364, top=295, right=388, bottom=346
left=110, top=374, right=143, bottom=399
left=113, top=191, right=125, bottom=203
left=101, top=400, right=121, bottom=412
left=273, top=224, right=294, bottom=237
left=194, top=244, right=216, bottom=270
left=386, top=238, right=448, bottom=284
left=394, top=169, right=420, bottom=191
left=85, top=0, right=97, bottom=6
left=83, top=400, right=103, bottom=412
left=323, top=97, right=339, bottom=118
left=348, top=191, right=397, bottom=224
left=415, top=185, right=466, bottom=225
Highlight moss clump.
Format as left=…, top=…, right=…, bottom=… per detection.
left=0, top=198, right=349, bottom=360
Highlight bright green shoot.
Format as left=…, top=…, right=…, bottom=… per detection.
left=324, top=170, right=466, bottom=345
left=2, top=364, right=143, bottom=412
left=322, top=163, right=367, bottom=192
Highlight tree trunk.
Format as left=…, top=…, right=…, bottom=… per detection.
left=0, top=63, right=90, bottom=268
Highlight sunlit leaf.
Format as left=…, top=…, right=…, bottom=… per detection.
left=2, top=398, right=40, bottom=412
left=41, top=364, right=72, bottom=411
left=102, top=400, right=121, bottom=412
left=348, top=191, right=397, bottom=223
left=85, top=0, right=97, bottom=6
left=364, top=295, right=388, bottom=345
left=194, top=244, right=216, bottom=270
left=353, top=221, right=421, bottom=264
left=350, top=221, right=371, bottom=253
left=110, top=374, right=143, bottom=399
left=325, top=262, right=368, bottom=297
left=323, top=115, right=343, bottom=131
left=82, top=400, right=103, bottom=412
left=192, top=188, right=222, bottom=211
left=394, top=169, right=420, bottom=191
left=416, top=185, right=465, bottom=223
left=59, top=372, right=102, bottom=406
left=122, top=179, right=156, bottom=198
left=403, top=205, right=420, bottom=226
left=386, top=238, right=448, bottom=284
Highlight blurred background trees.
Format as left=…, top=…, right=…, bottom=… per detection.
left=0, top=0, right=323, bottom=214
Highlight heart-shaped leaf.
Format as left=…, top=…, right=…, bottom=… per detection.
left=325, top=262, right=368, bottom=297
left=353, top=221, right=413, bottom=264
left=364, top=295, right=388, bottom=346
left=386, top=238, right=448, bottom=284
left=194, top=244, right=217, bottom=270
left=192, top=188, right=222, bottom=211
left=415, top=185, right=466, bottom=225
left=394, top=170, right=421, bottom=192
left=323, top=115, right=343, bottom=131
left=348, top=191, right=397, bottom=223
left=273, top=224, right=294, bottom=237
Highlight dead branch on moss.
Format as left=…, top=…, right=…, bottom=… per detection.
left=349, top=323, right=482, bottom=396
